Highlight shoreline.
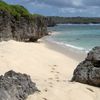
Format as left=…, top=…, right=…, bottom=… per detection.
left=42, top=36, right=87, bottom=62
left=0, top=40, right=100, bottom=100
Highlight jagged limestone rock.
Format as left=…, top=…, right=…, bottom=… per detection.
left=72, top=46, right=100, bottom=87
left=0, top=70, right=39, bottom=100
left=0, top=10, right=48, bottom=42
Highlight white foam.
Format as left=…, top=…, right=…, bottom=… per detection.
left=45, top=37, right=88, bottom=53
left=48, top=31, right=61, bottom=36
left=55, top=41, right=86, bottom=51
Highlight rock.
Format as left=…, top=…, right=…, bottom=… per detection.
left=0, top=10, right=48, bottom=42
left=46, top=17, right=56, bottom=27
left=86, top=46, right=100, bottom=67
left=72, top=46, right=100, bottom=87
left=28, top=36, right=38, bottom=42
left=0, top=70, right=39, bottom=100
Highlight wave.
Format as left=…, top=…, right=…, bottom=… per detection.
left=45, top=36, right=89, bottom=54
left=48, top=31, right=61, bottom=35
left=54, top=41, right=88, bottom=53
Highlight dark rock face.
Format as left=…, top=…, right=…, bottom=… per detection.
left=0, top=70, right=39, bottom=100
left=46, top=17, right=56, bottom=27
left=0, top=10, right=48, bottom=42
left=72, top=46, right=100, bottom=87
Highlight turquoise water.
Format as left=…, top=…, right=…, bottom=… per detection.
left=48, top=24, right=100, bottom=51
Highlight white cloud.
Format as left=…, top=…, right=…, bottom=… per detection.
left=8, top=0, right=100, bottom=17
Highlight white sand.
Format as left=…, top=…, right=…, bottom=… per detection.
left=0, top=40, right=100, bottom=100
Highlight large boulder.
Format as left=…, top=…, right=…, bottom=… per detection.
left=72, top=46, right=100, bottom=87
left=0, top=70, right=39, bottom=100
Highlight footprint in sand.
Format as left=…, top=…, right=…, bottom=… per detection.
left=52, top=67, right=56, bottom=70
left=1, top=56, right=4, bottom=58
left=53, top=65, right=57, bottom=67
left=50, top=71, right=54, bottom=73
left=48, top=78, right=53, bottom=80
left=44, top=80, right=47, bottom=82
left=55, top=76, right=59, bottom=79
left=42, top=97, right=48, bottom=100
left=56, top=71, right=60, bottom=74
left=48, top=82, right=53, bottom=84
left=44, top=88, right=48, bottom=92
left=49, top=85, right=53, bottom=88
left=56, top=79, right=60, bottom=82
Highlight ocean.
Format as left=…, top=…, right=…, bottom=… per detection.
left=47, top=24, right=100, bottom=52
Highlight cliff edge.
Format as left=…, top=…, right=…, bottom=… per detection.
left=0, top=1, right=48, bottom=42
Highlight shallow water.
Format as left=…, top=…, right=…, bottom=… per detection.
left=48, top=24, right=100, bottom=51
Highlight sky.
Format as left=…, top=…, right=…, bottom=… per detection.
left=3, top=0, right=100, bottom=17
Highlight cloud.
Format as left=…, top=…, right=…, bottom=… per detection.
left=22, top=0, right=100, bottom=8
left=5, top=0, right=100, bottom=17
left=82, top=0, right=100, bottom=7
left=21, top=0, right=85, bottom=8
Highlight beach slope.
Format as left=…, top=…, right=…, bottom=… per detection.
left=0, top=40, right=100, bottom=100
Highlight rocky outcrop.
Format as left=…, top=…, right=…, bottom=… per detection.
left=72, top=46, right=100, bottom=87
left=46, top=17, right=56, bottom=27
left=0, top=70, right=39, bottom=100
left=0, top=10, right=48, bottom=42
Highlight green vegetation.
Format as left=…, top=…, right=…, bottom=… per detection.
left=0, top=0, right=32, bottom=19
left=32, top=14, right=44, bottom=18
left=0, top=0, right=44, bottom=20
left=0, top=0, right=11, bottom=12
left=10, top=5, right=30, bottom=18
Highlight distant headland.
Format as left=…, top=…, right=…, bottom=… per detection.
left=46, top=16, right=100, bottom=27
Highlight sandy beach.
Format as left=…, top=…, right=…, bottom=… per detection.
left=0, top=39, right=100, bottom=100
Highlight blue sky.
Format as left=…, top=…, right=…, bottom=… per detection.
left=3, top=0, right=100, bottom=17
